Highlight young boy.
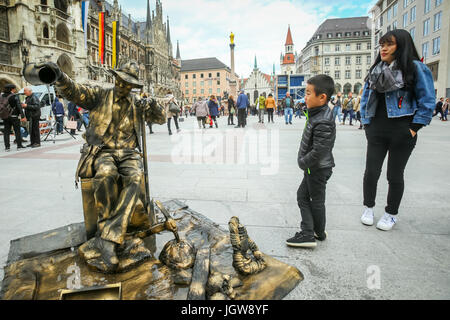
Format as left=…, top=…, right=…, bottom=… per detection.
left=286, top=75, right=336, bottom=248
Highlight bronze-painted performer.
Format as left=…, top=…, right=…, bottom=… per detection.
left=31, top=61, right=175, bottom=273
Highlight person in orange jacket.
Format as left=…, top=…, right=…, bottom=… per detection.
left=265, top=93, right=276, bottom=123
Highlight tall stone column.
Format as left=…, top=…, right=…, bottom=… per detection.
left=229, top=32, right=237, bottom=98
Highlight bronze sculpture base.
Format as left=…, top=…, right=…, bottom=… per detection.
left=0, top=200, right=303, bottom=300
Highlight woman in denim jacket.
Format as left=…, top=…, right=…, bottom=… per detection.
left=360, top=29, right=435, bottom=231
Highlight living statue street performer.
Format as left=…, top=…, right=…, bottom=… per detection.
left=35, top=61, right=173, bottom=273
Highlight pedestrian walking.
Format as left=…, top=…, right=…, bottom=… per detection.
left=164, top=91, right=181, bottom=135
left=360, top=29, right=435, bottom=231
left=265, top=93, right=276, bottom=123
left=355, top=88, right=363, bottom=129
left=331, top=92, right=343, bottom=123
left=140, top=93, right=153, bottom=134
left=235, top=90, right=249, bottom=128
left=282, top=93, right=294, bottom=125
left=342, top=92, right=355, bottom=125
left=227, top=95, right=236, bottom=125
left=256, top=94, right=266, bottom=123
left=22, top=87, right=41, bottom=148
left=191, top=97, right=209, bottom=129
left=81, top=107, right=90, bottom=128
left=52, top=95, right=65, bottom=134
left=442, top=98, right=449, bottom=121
left=433, top=97, right=445, bottom=120
left=207, top=95, right=219, bottom=128
left=286, top=74, right=336, bottom=248
left=277, top=102, right=282, bottom=117
left=67, top=101, right=79, bottom=136
left=1, top=84, right=26, bottom=151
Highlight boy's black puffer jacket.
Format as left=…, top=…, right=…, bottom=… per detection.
left=298, top=104, right=336, bottom=170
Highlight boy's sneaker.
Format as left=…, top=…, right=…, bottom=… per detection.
left=314, top=231, right=328, bottom=241
left=361, top=207, right=374, bottom=226
left=286, top=232, right=317, bottom=248
left=376, top=212, right=397, bottom=231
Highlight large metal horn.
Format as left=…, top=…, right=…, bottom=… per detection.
left=22, top=63, right=59, bottom=85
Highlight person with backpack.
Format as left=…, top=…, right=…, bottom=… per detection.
left=164, top=91, right=181, bottom=135
left=330, top=92, right=343, bottom=123
left=1, top=84, right=26, bottom=151
left=282, top=93, right=294, bottom=125
left=342, top=92, right=355, bottom=125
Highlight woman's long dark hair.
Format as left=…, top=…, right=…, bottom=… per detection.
left=368, top=29, right=420, bottom=89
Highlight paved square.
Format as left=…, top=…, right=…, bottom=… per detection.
left=1, top=113, right=449, bottom=299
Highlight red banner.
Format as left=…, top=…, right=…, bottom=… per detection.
left=98, top=12, right=105, bottom=64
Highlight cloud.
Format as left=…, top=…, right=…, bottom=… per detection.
left=117, top=0, right=374, bottom=78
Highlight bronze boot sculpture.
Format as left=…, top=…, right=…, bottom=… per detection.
left=228, top=216, right=266, bottom=275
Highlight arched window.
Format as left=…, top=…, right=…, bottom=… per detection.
left=343, top=83, right=352, bottom=95
left=57, top=54, right=73, bottom=77
left=54, top=0, right=68, bottom=13
left=43, top=23, right=49, bottom=39
left=354, top=83, right=363, bottom=94
left=56, top=23, right=69, bottom=44
left=334, top=83, right=341, bottom=94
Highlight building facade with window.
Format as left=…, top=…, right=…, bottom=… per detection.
left=0, top=0, right=181, bottom=98
left=179, top=57, right=239, bottom=104
left=370, top=0, right=450, bottom=98
left=241, top=57, right=275, bottom=104
left=298, top=17, right=372, bottom=95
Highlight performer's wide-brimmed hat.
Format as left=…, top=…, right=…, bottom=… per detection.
left=111, top=61, right=143, bottom=88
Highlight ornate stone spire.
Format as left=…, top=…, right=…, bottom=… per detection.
left=146, top=0, right=151, bottom=30
left=146, top=0, right=153, bottom=44
left=167, top=16, right=172, bottom=57
left=176, top=40, right=181, bottom=60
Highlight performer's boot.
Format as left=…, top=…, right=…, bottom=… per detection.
left=79, top=237, right=119, bottom=273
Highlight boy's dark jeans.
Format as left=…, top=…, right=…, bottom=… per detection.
left=297, top=167, right=333, bottom=237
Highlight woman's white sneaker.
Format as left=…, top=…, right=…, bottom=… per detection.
left=376, top=212, right=397, bottom=231
left=361, top=207, right=374, bottom=226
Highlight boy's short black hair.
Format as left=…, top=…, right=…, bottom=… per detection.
left=306, top=75, right=335, bottom=102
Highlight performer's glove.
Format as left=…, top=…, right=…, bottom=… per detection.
left=164, top=218, right=177, bottom=233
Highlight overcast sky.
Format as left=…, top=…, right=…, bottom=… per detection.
left=116, top=0, right=376, bottom=78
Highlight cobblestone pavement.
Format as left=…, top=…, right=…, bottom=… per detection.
left=1, top=113, right=449, bottom=299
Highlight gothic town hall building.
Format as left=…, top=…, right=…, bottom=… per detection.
left=0, top=0, right=181, bottom=98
